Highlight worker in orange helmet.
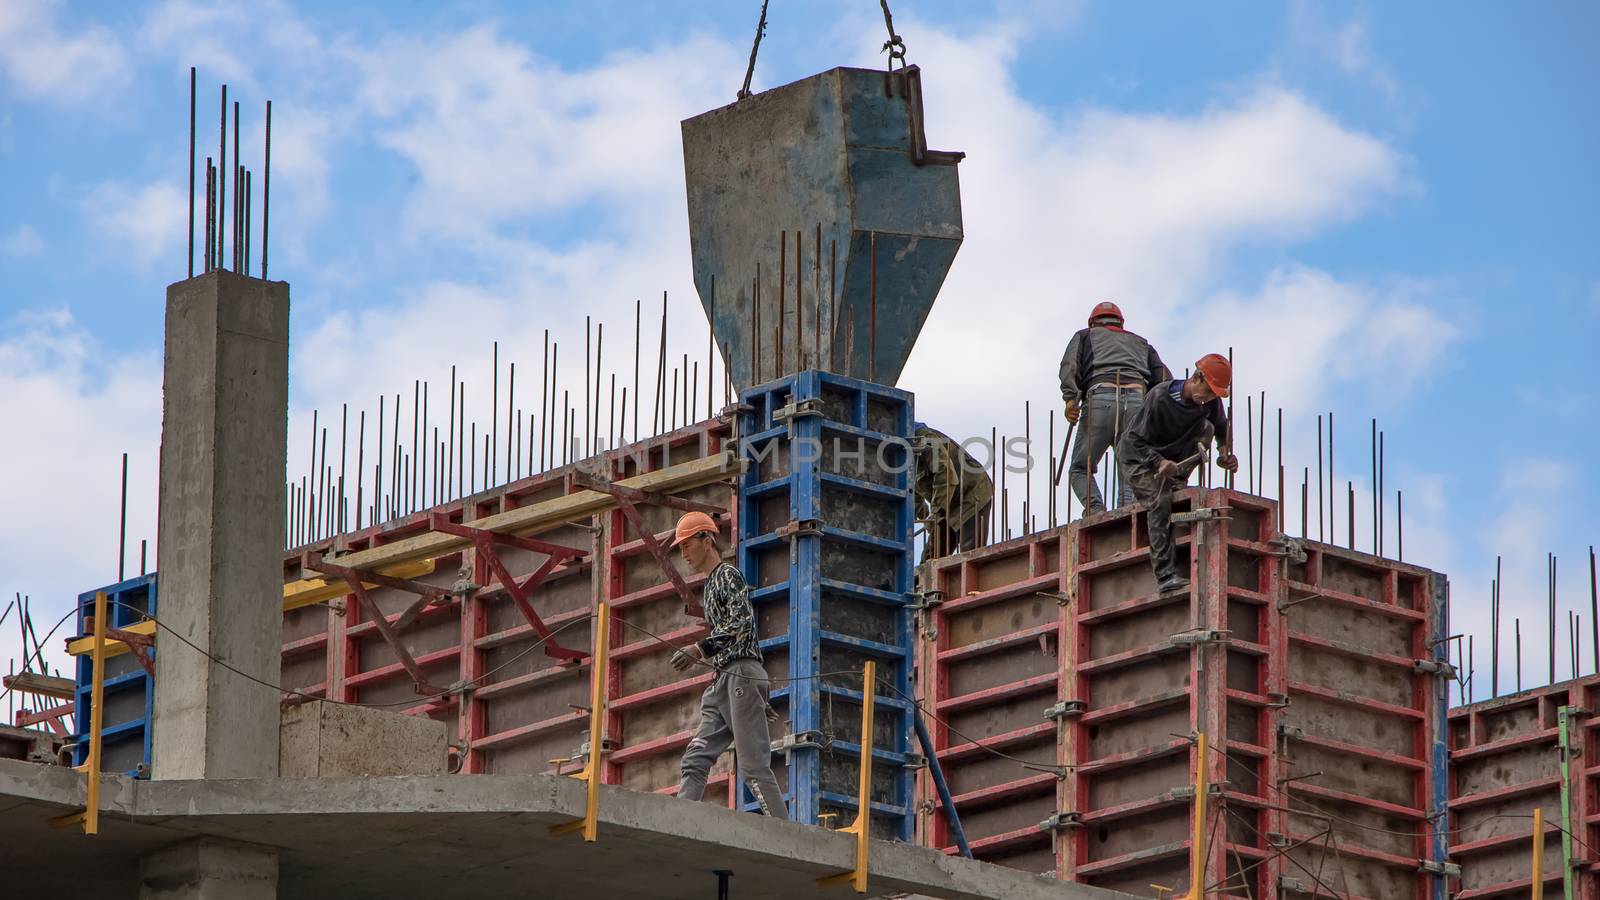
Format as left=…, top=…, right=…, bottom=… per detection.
left=1058, top=301, right=1171, bottom=515
left=668, top=511, right=788, bottom=817
left=1117, top=354, right=1239, bottom=594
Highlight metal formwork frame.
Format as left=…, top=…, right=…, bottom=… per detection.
left=738, top=370, right=917, bottom=839
left=71, top=574, right=157, bottom=777
left=1449, top=676, right=1600, bottom=900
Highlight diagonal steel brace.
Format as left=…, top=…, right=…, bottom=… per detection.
left=575, top=476, right=706, bottom=617
left=426, top=513, right=590, bottom=663
left=303, top=551, right=451, bottom=695
left=569, top=470, right=726, bottom=516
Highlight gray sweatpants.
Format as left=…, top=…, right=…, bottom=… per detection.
left=677, top=657, right=788, bottom=816
left=1069, top=385, right=1145, bottom=514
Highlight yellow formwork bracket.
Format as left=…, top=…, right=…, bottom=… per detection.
left=819, top=660, right=876, bottom=893
left=1532, top=806, right=1545, bottom=900
left=550, top=602, right=610, bottom=843
left=1188, top=731, right=1208, bottom=900
left=49, top=590, right=106, bottom=835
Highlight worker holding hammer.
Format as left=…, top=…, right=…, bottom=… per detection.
left=1118, top=354, right=1238, bottom=594
left=1058, top=301, right=1171, bottom=515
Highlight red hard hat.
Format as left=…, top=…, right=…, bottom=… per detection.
left=672, top=511, right=719, bottom=546
left=1195, top=353, right=1232, bottom=398
left=1088, top=301, right=1123, bottom=326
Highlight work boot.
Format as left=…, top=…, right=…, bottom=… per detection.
left=1156, top=574, right=1190, bottom=595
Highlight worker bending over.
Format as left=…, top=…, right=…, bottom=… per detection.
left=1117, top=354, right=1239, bottom=594
left=913, top=424, right=993, bottom=561
left=670, top=511, right=788, bottom=817
left=1058, top=301, right=1171, bottom=515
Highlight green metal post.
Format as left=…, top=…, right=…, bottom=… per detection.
left=1558, top=705, right=1575, bottom=900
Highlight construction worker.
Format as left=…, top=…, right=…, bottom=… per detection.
left=913, top=424, right=993, bottom=561
left=1058, top=301, right=1171, bottom=515
left=669, top=511, right=789, bottom=817
left=1117, top=354, right=1239, bottom=593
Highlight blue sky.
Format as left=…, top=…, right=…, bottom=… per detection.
left=1, top=0, right=1596, bottom=701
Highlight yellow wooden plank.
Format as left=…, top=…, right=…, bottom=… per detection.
left=66, top=619, right=154, bottom=659
left=330, top=451, right=735, bottom=574
left=281, top=558, right=436, bottom=611
left=1, top=672, right=76, bottom=700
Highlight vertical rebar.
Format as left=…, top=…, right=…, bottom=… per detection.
left=1371, top=418, right=1378, bottom=555
left=188, top=68, right=195, bottom=278
left=491, top=342, right=499, bottom=484
left=262, top=100, right=271, bottom=279
left=778, top=235, right=787, bottom=374
left=584, top=318, right=591, bottom=458
left=204, top=160, right=214, bottom=271
left=707, top=275, right=716, bottom=419
left=594, top=324, right=604, bottom=452
left=1396, top=489, right=1403, bottom=561
left=117, top=452, right=128, bottom=582
left=1328, top=412, right=1336, bottom=542
left=656, top=292, right=668, bottom=436
left=794, top=229, right=803, bottom=369
left=1590, top=546, right=1598, bottom=675
left=869, top=231, right=877, bottom=381
left=1245, top=396, right=1254, bottom=494
left=218, top=84, right=226, bottom=268
left=1378, top=430, right=1385, bottom=556
left=1346, top=481, right=1354, bottom=549
left=339, top=404, right=348, bottom=534
left=1550, top=554, right=1557, bottom=685
left=232, top=99, right=240, bottom=272
left=355, top=410, right=366, bottom=531
left=1516, top=617, right=1523, bottom=692
left=507, top=362, right=516, bottom=482
left=1316, top=415, right=1324, bottom=541
left=828, top=239, right=837, bottom=368
left=374, top=397, right=383, bottom=526
left=633, top=302, right=641, bottom=444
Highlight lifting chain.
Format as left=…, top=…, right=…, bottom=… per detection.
left=737, top=0, right=909, bottom=102
left=879, top=0, right=908, bottom=69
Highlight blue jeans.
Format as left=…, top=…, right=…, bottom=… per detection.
left=1069, top=385, right=1144, bottom=514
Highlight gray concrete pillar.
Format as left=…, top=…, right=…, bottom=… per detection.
left=140, top=837, right=279, bottom=900
left=151, top=270, right=289, bottom=780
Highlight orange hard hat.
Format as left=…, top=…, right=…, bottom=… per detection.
left=1195, top=353, right=1231, bottom=398
left=672, top=511, right=719, bottom=546
left=1088, top=301, right=1123, bottom=326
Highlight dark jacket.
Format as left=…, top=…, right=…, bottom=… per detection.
left=1059, top=325, right=1171, bottom=403
left=1119, top=379, right=1231, bottom=472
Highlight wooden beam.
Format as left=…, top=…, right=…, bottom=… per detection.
left=283, top=559, right=436, bottom=611
left=1, top=672, right=76, bottom=700
left=324, top=452, right=737, bottom=575
left=66, top=620, right=154, bottom=659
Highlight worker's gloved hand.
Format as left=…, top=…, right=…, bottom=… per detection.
left=1216, top=452, right=1239, bottom=473
left=1064, top=399, right=1080, bottom=425
left=765, top=703, right=781, bottom=724
left=670, top=645, right=703, bottom=671
left=1156, top=459, right=1180, bottom=482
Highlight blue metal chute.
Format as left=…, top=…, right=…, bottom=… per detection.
left=682, top=65, right=963, bottom=390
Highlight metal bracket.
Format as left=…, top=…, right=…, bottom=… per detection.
left=1417, top=859, right=1460, bottom=878
left=1265, top=535, right=1308, bottom=564
left=1172, top=507, right=1229, bottom=525
left=901, top=753, right=926, bottom=770
left=1037, top=811, right=1082, bottom=831
left=771, top=730, right=824, bottom=766
left=1170, top=628, right=1227, bottom=646
left=908, top=589, right=944, bottom=610
left=1265, top=831, right=1290, bottom=848
left=1265, top=692, right=1292, bottom=709
left=1278, top=876, right=1308, bottom=893
left=1036, top=590, right=1072, bottom=607
left=1277, top=723, right=1305, bottom=741
left=1045, top=699, right=1086, bottom=720
left=1414, top=659, right=1459, bottom=679
left=775, top=518, right=823, bottom=539
left=771, top=398, right=823, bottom=436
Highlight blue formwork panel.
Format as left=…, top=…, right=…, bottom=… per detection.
left=72, top=574, right=157, bottom=777
left=737, top=369, right=917, bottom=841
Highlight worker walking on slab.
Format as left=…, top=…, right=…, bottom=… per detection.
left=913, top=424, right=993, bottom=561
left=1059, top=302, right=1172, bottom=515
left=1118, top=354, right=1239, bottom=594
left=670, top=511, right=789, bottom=817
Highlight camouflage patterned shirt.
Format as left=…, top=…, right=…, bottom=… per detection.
left=697, top=562, right=761, bottom=670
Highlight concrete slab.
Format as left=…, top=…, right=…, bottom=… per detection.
left=1, top=759, right=1130, bottom=899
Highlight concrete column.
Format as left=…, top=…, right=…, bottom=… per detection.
left=152, top=270, right=289, bottom=780
left=140, top=837, right=279, bottom=900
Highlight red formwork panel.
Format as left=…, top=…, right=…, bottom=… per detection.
left=922, top=488, right=1448, bottom=900
left=276, top=418, right=734, bottom=785
left=1448, top=676, right=1600, bottom=899
left=922, top=529, right=1067, bottom=874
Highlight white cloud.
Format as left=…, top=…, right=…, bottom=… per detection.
left=348, top=26, right=744, bottom=240
left=83, top=180, right=188, bottom=266
left=0, top=0, right=127, bottom=104
left=0, top=309, right=161, bottom=677
left=1, top=224, right=44, bottom=258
